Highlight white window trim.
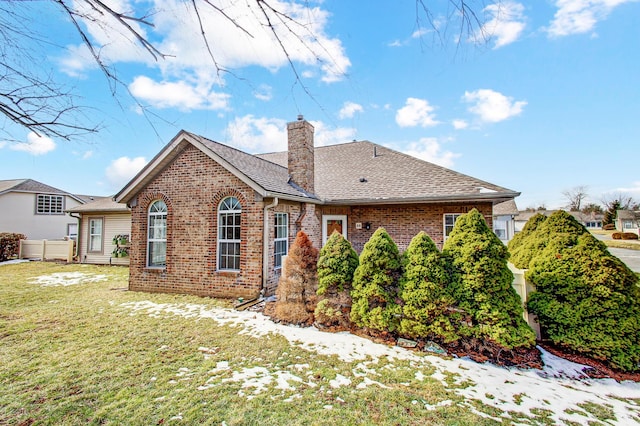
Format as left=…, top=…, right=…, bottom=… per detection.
left=217, top=197, right=241, bottom=272
left=274, top=212, right=288, bottom=270
left=88, top=217, right=103, bottom=253
left=322, top=215, right=347, bottom=247
left=147, top=200, right=167, bottom=268
left=443, top=213, right=462, bottom=240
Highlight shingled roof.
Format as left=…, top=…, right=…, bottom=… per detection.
left=66, top=197, right=129, bottom=213
left=0, top=178, right=85, bottom=203
left=116, top=131, right=518, bottom=205
left=257, top=141, right=518, bottom=204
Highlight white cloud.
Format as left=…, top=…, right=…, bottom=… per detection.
left=400, top=138, right=460, bottom=168
left=106, top=156, right=147, bottom=189
left=61, top=0, right=350, bottom=85
left=129, top=76, right=229, bottom=111
left=82, top=150, right=94, bottom=160
left=452, top=119, right=469, bottom=130
left=395, top=98, right=440, bottom=128
left=338, top=102, right=363, bottom=119
left=547, top=0, right=637, bottom=37
left=254, top=85, right=273, bottom=102
left=225, top=115, right=354, bottom=152
left=10, top=132, right=56, bottom=155
left=226, top=115, right=288, bottom=153
left=481, top=1, right=526, bottom=48
left=613, top=181, right=640, bottom=194
left=463, top=89, right=527, bottom=123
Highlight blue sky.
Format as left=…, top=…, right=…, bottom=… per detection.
left=1, top=0, right=639, bottom=210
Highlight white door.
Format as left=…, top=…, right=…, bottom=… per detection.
left=322, top=215, right=347, bottom=246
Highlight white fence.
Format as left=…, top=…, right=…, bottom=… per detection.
left=19, top=239, right=75, bottom=263
left=509, top=263, right=541, bottom=339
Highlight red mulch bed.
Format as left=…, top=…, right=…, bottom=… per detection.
left=257, top=302, right=639, bottom=382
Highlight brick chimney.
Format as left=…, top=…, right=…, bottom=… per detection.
left=287, top=115, right=315, bottom=194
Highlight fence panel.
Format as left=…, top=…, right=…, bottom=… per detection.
left=19, top=240, right=75, bottom=263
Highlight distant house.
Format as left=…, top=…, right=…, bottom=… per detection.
left=114, top=116, right=519, bottom=299
left=514, top=209, right=603, bottom=233
left=493, top=199, right=518, bottom=242
left=615, top=210, right=640, bottom=232
left=67, top=197, right=131, bottom=265
left=0, top=179, right=86, bottom=240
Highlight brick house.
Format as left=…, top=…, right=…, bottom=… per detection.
left=115, top=116, right=519, bottom=299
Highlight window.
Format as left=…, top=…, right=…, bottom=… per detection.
left=67, top=223, right=78, bottom=240
left=88, top=218, right=103, bottom=252
left=36, top=194, right=64, bottom=215
left=218, top=197, right=241, bottom=271
left=148, top=200, right=167, bottom=267
left=274, top=213, right=288, bottom=269
left=624, top=220, right=634, bottom=229
left=494, top=228, right=506, bottom=239
left=443, top=213, right=462, bottom=239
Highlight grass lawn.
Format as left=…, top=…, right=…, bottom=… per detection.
left=590, top=229, right=640, bottom=250
left=1, top=262, right=638, bottom=425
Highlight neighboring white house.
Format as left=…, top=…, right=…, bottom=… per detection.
left=493, top=199, right=518, bottom=242
left=67, top=197, right=131, bottom=265
left=0, top=179, right=87, bottom=240
left=615, top=210, right=640, bottom=233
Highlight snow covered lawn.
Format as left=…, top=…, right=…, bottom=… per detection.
left=120, top=300, right=640, bottom=425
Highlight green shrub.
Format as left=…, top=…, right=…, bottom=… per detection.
left=315, top=231, right=359, bottom=329
left=350, top=227, right=402, bottom=332
left=0, top=233, right=26, bottom=262
left=398, top=232, right=459, bottom=342
left=317, top=231, right=359, bottom=296
left=525, top=211, right=640, bottom=371
left=273, top=231, right=319, bottom=326
left=443, top=209, right=535, bottom=349
left=508, top=213, right=548, bottom=269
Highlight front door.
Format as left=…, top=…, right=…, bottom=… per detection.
left=322, top=215, right=347, bottom=246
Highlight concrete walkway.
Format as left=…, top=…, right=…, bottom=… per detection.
left=608, top=247, right=640, bottom=273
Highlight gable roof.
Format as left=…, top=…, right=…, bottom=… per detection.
left=0, top=178, right=85, bottom=203
left=115, top=131, right=318, bottom=204
left=115, top=131, right=519, bottom=206
left=493, top=199, right=519, bottom=216
left=257, top=141, right=519, bottom=204
left=66, top=197, right=130, bottom=213
left=616, top=209, right=640, bottom=220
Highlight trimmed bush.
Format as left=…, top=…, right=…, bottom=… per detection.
left=0, top=233, right=26, bottom=262
left=508, top=213, right=548, bottom=269
left=398, top=231, right=458, bottom=342
left=612, top=232, right=622, bottom=240
left=443, top=209, right=535, bottom=349
left=315, top=231, right=359, bottom=329
left=603, top=223, right=615, bottom=230
left=525, top=211, right=640, bottom=371
left=273, top=231, right=319, bottom=325
left=350, top=227, right=402, bottom=332
left=622, top=232, right=639, bottom=240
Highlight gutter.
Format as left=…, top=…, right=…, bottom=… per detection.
left=262, top=197, right=279, bottom=296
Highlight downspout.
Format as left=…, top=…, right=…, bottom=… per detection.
left=262, top=197, right=279, bottom=297
left=68, top=212, right=81, bottom=261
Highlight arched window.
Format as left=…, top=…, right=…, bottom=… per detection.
left=218, top=196, right=241, bottom=270
left=148, top=200, right=167, bottom=267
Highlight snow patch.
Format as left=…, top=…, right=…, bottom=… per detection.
left=29, top=272, right=108, bottom=287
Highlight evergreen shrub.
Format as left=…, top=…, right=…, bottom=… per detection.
left=273, top=231, right=319, bottom=325
left=398, top=231, right=459, bottom=341
left=315, top=231, right=359, bottom=329
left=443, top=209, right=535, bottom=349
left=350, top=227, right=402, bottom=332
left=524, top=211, right=640, bottom=371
